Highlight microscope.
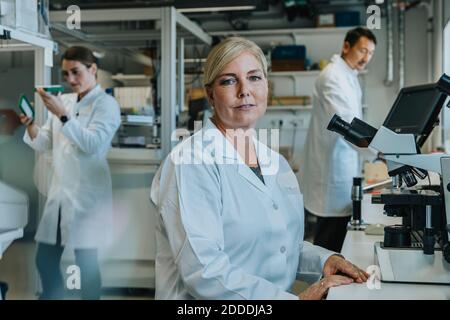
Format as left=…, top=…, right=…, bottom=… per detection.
left=327, top=74, right=450, bottom=285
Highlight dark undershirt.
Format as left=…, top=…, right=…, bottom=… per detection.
left=249, top=165, right=265, bottom=184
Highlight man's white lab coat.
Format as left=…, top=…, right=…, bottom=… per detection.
left=300, top=54, right=363, bottom=217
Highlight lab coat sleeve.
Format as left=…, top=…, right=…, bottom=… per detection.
left=320, top=77, right=378, bottom=158
left=320, top=76, right=354, bottom=123
left=296, top=241, right=336, bottom=284
left=23, top=116, right=53, bottom=152
left=159, top=159, right=298, bottom=300
left=60, top=95, right=121, bottom=154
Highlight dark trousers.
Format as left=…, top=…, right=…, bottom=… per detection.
left=35, top=213, right=102, bottom=300
left=306, top=209, right=350, bottom=253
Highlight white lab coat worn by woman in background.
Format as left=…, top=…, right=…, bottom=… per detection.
left=150, top=37, right=369, bottom=300
left=24, top=85, right=120, bottom=247
left=21, top=46, right=121, bottom=300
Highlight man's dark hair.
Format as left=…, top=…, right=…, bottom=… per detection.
left=344, top=27, right=377, bottom=47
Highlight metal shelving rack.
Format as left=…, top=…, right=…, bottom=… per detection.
left=0, top=25, right=55, bottom=126
left=50, top=6, right=212, bottom=159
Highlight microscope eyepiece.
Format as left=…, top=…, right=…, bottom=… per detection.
left=327, top=115, right=351, bottom=136
left=327, top=114, right=377, bottom=148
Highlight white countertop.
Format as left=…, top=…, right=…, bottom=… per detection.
left=326, top=194, right=450, bottom=300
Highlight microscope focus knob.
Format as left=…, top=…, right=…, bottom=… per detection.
left=444, top=243, right=450, bottom=264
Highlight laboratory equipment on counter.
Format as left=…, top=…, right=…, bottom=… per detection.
left=327, top=74, right=450, bottom=285
left=348, top=177, right=366, bottom=231
left=112, top=86, right=160, bottom=149
left=113, top=113, right=160, bottom=149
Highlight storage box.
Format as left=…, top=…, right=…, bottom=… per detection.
left=315, top=13, right=335, bottom=28
left=271, top=59, right=305, bottom=71
left=272, top=45, right=306, bottom=60
left=0, top=0, right=38, bottom=33
left=335, top=11, right=360, bottom=27
left=268, top=96, right=311, bottom=106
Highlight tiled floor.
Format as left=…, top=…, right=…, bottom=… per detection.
left=0, top=240, right=37, bottom=300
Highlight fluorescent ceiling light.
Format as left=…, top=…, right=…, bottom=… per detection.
left=177, top=6, right=256, bottom=13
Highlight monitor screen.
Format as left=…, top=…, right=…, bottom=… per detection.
left=383, top=84, right=446, bottom=146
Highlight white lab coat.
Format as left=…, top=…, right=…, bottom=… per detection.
left=24, top=85, right=121, bottom=248
left=150, top=119, right=335, bottom=300
left=300, top=54, right=363, bottom=217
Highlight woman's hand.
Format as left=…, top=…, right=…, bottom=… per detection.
left=19, top=114, right=33, bottom=126
left=19, top=114, right=38, bottom=139
left=298, top=275, right=353, bottom=300
left=323, top=255, right=369, bottom=283
left=36, top=88, right=66, bottom=118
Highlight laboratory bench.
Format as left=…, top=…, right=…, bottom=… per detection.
left=327, top=195, right=450, bottom=300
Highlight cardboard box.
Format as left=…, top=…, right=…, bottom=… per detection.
left=271, top=59, right=305, bottom=71
left=268, top=96, right=311, bottom=106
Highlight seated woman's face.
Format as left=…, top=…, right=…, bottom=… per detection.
left=208, top=52, right=268, bottom=130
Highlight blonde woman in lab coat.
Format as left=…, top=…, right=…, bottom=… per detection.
left=150, top=37, right=368, bottom=300
left=20, top=46, right=121, bottom=299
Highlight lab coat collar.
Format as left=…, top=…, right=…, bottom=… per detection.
left=238, top=138, right=279, bottom=199
left=202, top=118, right=277, bottom=199
left=75, top=84, right=102, bottom=107
left=202, top=118, right=239, bottom=161
left=331, top=54, right=359, bottom=77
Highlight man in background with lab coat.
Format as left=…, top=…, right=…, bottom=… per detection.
left=300, top=27, right=377, bottom=252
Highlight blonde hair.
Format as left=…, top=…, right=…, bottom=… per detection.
left=203, top=37, right=268, bottom=88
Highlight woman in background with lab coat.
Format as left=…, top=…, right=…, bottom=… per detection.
left=150, top=37, right=368, bottom=300
left=20, top=46, right=121, bottom=299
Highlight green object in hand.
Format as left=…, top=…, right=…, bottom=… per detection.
left=35, top=85, right=64, bottom=93
left=18, top=94, right=34, bottom=120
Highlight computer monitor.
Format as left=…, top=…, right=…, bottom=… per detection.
left=383, top=74, right=450, bottom=147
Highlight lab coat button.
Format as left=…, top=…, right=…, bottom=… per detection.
left=280, top=246, right=286, bottom=253
left=273, top=202, right=279, bottom=210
